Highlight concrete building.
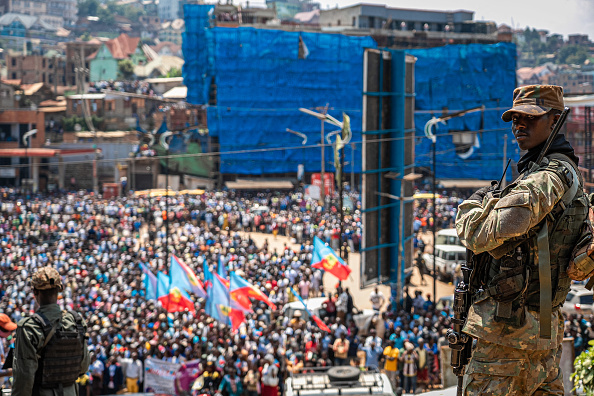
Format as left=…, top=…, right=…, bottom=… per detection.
left=6, top=54, right=67, bottom=87
left=7, top=0, right=77, bottom=28
left=158, top=0, right=180, bottom=21
left=319, top=4, right=475, bottom=31
left=159, top=19, right=185, bottom=45
left=87, top=34, right=142, bottom=82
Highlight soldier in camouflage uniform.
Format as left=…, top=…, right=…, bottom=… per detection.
left=13, top=266, right=90, bottom=396
left=456, top=85, right=587, bottom=395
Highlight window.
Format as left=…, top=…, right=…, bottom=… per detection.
left=11, top=58, right=15, bottom=66
left=352, top=16, right=356, bottom=26
left=580, top=294, right=593, bottom=304
left=11, top=73, right=16, bottom=79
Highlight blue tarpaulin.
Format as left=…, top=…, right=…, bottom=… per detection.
left=408, top=43, right=518, bottom=181
left=183, top=4, right=517, bottom=179
left=183, top=4, right=376, bottom=175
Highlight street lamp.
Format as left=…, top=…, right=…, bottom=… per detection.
left=286, top=128, right=307, bottom=183
left=380, top=172, right=422, bottom=310
left=23, top=129, right=37, bottom=192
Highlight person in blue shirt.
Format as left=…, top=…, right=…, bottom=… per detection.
left=358, top=341, right=383, bottom=369
left=219, top=368, right=243, bottom=396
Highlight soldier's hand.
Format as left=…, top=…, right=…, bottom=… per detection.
left=468, top=186, right=493, bottom=202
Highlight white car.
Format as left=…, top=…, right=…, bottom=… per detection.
left=285, top=366, right=395, bottom=396
left=435, top=228, right=463, bottom=246
left=423, top=244, right=466, bottom=282
left=562, top=285, right=594, bottom=315
left=282, top=298, right=376, bottom=334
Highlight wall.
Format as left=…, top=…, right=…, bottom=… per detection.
left=89, top=45, right=118, bottom=82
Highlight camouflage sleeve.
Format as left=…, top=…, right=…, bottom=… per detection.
left=455, top=167, right=566, bottom=253
left=12, top=318, right=42, bottom=396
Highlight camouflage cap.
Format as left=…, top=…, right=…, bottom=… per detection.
left=502, top=85, right=564, bottom=122
left=31, top=266, right=63, bottom=291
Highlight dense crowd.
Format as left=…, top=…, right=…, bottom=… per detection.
left=0, top=188, right=458, bottom=396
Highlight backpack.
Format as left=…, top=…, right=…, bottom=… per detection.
left=568, top=192, right=594, bottom=289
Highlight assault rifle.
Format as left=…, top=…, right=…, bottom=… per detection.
left=447, top=107, right=571, bottom=396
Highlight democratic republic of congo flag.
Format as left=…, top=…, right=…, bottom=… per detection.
left=311, top=236, right=351, bottom=280
left=290, top=286, right=330, bottom=333
left=170, top=255, right=207, bottom=298
left=215, top=272, right=230, bottom=289
left=230, top=272, right=277, bottom=310
left=156, top=271, right=195, bottom=313
left=206, top=272, right=247, bottom=331
left=203, top=260, right=213, bottom=291
left=139, top=263, right=157, bottom=301
left=218, top=255, right=228, bottom=279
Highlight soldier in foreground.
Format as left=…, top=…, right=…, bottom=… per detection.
left=455, top=85, right=586, bottom=395
left=13, top=267, right=90, bottom=396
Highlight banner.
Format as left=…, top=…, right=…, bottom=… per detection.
left=144, top=358, right=181, bottom=395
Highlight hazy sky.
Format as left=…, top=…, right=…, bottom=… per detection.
left=315, top=0, right=594, bottom=38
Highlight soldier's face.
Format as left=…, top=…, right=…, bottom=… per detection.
left=512, top=112, right=558, bottom=151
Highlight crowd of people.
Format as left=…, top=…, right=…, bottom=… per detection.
left=0, top=188, right=460, bottom=395
left=1, top=187, right=586, bottom=395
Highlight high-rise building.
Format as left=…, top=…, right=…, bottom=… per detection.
left=8, top=0, right=77, bottom=28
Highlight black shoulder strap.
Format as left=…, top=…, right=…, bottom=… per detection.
left=30, top=312, right=59, bottom=355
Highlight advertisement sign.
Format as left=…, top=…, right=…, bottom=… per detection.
left=311, top=173, right=334, bottom=197
left=304, top=184, right=320, bottom=200
left=144, top=358, right=180, bottom=395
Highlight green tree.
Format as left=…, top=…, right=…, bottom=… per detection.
left=166, top=67, right=182, bottom=78
left=557, top=45, right=589, bottom=65
left=118, top=59, right=135, bottom=80
left=77, top=0, right=99, bottom=17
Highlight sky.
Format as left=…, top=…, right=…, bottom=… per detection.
left=317, top=0, right=594, bottom=39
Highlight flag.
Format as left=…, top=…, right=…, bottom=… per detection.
left=203, top=260, right=213, bottom=291
left=311, top=236, right=351, bottom=280
left=157, top=271, right=170, bottom=300
left=291, top=287, right=330, bottom=333
left=230, top=272, right=277, bottom=310
left=139, top=263, right=157, bottom=301
left=215, top=272, right=230, bottom=289
left=157, top=271, right=195, bottom=313
left=218, top=255, right=228, bottom=279
left=170, top=255, right=207, bottom=298
left=206, top=272, right=231, bottom=326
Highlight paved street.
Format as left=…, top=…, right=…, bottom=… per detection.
left=244, top=232, right=455, bottom=310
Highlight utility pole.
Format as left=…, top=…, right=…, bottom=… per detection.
left=315, top=103, right=329, bottom=209
left=501, top=134, right=508, bottom=189
left=74, top=54, right=98, bottom=194
left=350, top=142, right=355, bottom=192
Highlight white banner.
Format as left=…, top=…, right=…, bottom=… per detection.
left=144, top=358, right=181, bottom=395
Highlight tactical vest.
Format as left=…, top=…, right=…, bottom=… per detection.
left=31, top=310, right=86, bottom=393
left=473, top=154, right=587, bottom=334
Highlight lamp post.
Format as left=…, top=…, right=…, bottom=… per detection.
left=299, top=105, right=338, bottom=208
left=285, top=128, right=308, bottom=183
left=160, top=131, right=173, bottom=269
left=22, top=129, right=37, bottom=192
left=379, top=172, right=422, bottom=309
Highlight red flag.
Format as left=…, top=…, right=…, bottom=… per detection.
left=312, top=315, right=331, bottom=333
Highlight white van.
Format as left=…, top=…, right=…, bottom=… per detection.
left=424, top=244, right=466, bottom=282
left=285, top=366, right=394, bottom=396
left=435, top=228, right=463, bottom=246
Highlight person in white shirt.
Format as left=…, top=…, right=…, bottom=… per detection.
left=120, top=352, right=142, bottom=393
left=369, top=287, right=385, bottom=311
left=261, top=354, right=279, bottom=396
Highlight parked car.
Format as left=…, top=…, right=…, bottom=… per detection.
left=423, top=244, right=466, bottom=282
left=435, top=228, right=463, bottom=246
left=562, top=285, right=594, bottom=315
left=282, top=298, right=376, bottom=335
